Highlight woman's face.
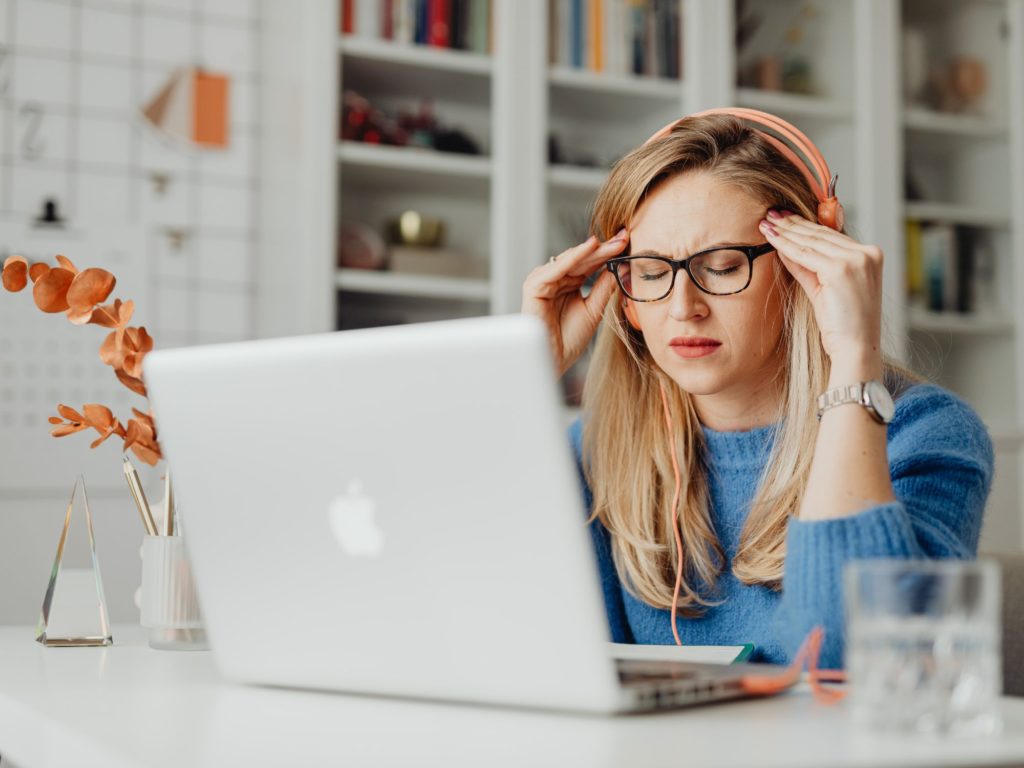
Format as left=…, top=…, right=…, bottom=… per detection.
left=626, top=170, right=789, bottom=402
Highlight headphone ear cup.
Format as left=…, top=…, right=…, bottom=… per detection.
left=623, top=298, right=642, bottom=331
left=817, top=198, right=845, bottom=232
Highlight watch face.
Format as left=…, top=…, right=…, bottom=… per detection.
left=866, top=380, right=896, bottom=424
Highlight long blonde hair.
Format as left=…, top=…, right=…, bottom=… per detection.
left=582, top=114, right=916, bottom=614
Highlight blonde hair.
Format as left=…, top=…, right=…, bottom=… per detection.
left=582, top=114, right=917, bottom=614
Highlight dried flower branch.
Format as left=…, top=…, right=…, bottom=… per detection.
left=2, top=254, right=163, bottom=466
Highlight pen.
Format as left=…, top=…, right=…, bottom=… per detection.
left=164, top=469, right=175, bottom=537
left=123, top=456, right=158, bottom=536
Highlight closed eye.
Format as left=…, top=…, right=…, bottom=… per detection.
left=704, top=265, right=741, bottom=277
left=639, top=270, right=670, bottom=281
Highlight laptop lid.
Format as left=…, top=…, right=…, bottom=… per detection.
left=144, top=314, right=624, bottom=712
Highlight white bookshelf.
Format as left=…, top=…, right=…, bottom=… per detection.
left=259, top=0, right=1024, bottom=551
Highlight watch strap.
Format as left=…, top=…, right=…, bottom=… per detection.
left=816, top=382, right=867, bottom=421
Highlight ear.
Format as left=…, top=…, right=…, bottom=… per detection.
left=622, top=297, right=642, bottom=331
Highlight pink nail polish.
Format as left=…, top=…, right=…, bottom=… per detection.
left=760, top=220, right=777, bottom=236
left=766, top=209, right=783, bottom=220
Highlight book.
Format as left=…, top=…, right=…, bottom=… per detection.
left=609, top=642, right=755, bottom=665
left=429, top=0, right=451, bottom=47
left=388, top=245, right=488, bottom=279
left=905, top=219, right=923, bottom=298
left=920, top=223, right=957, bottom=312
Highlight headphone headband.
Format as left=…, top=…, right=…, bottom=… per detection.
left=643, top=108, right=844, bottom=231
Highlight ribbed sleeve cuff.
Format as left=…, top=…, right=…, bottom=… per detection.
left=783, top=502, right=922, bottom=610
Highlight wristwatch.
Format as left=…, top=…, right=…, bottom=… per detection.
left=816, top=380, right=895, bottom=424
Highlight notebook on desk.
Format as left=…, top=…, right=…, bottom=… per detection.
left=610, top=642, right=755, bottom=665
left=144, top=313, right=793, bottom=714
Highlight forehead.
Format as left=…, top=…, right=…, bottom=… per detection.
left=630, top=171, right=765, bottom=252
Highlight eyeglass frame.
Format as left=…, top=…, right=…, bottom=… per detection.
left=605, top=242, right=776, bottom=300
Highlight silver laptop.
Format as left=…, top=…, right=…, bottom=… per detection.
left=143, top=313, right=784, bottom=714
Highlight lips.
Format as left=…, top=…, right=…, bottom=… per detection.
left=669, top=337, right=721, bottom=348
left=668, top=337, right=722, bottom=359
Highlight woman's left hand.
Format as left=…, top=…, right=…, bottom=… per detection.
left=759, top=209, right=883, bottom=367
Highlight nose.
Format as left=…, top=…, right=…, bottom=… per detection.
left=666, top=267, right=709, bottom=322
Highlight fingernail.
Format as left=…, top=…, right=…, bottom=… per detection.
left=766, top=209, right=783, bottom=220
left=610, top=228, right=627, bottom=242
left=759, top=220, right=777, bottom=236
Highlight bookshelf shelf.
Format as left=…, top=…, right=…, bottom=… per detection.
left=336, top=269, right=490, bottom=301
left=903, top=107, right=1007, bottom=138
left=339, top=35, right=492, bottom=76
left=735, top=88, right=854, bottom=121
left=907, top=306, right=1014, bottom=335
left=548, top=66, right=681, bottom=100
left=338, top=141, right=492, bottom=194
left=903, top=201, right=1011, bottom=229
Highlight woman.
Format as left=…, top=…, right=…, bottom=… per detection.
left=521, top=111, right=993, bottom=668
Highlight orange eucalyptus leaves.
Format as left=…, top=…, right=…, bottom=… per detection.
left=2, top=254, right=162, bottom=466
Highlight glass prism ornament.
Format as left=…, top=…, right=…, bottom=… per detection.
left=35, top=475, right=113, bottom=647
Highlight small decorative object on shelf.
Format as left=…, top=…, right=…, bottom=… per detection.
left=926, top=56, right=988, bottom=115
left=387, top=210, right=445, bottom=246
left=35, top=475, right=113, bottom=647
left=341, top=90, right=482, bottom=155
left=338, top=222, right=389, bottom=270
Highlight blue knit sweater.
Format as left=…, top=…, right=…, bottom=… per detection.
left=569, top=382, right=994, bottom=668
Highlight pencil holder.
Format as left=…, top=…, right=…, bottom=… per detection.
left=140, top=535, right=208, bottom=651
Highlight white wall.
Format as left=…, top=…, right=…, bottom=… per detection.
left=0, top=0, right=261, bottom=625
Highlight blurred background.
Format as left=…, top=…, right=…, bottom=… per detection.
left=0, top=0, right=1022, bottom=626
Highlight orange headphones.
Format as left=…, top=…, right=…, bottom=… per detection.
left=620, top=107, right=844, bottom=332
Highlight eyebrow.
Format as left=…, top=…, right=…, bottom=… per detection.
left=628, top=242, right=753, bottom=258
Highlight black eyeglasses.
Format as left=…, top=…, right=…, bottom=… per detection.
left=606, top=242, right=775, bottom=301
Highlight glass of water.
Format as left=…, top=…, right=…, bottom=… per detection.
left=844, top=558, right=1002, bottom=736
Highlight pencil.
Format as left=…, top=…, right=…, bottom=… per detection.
left=123, top=456, right=158, bottom=536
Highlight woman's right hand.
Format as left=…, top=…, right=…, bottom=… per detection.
left=521, top=228, right=629, bottom=377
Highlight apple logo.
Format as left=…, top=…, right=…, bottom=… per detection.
left=328, top=479, right=384, bottom=557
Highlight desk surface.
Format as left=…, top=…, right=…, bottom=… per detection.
left=1, top=626, right=1024, bottom=768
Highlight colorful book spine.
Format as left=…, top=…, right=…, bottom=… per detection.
left=342, top=0, right=355, bottom=34
left=429, top=0, right=451, bottom=47
left=393, top=0, right=415, bottom=43
left=355, top=0, right=378, bottom=36
left=571, top=0, right=584, bottom=68
left=586, top=0, right=600, bottom=71
left=469, top=0, right=490, bottom=53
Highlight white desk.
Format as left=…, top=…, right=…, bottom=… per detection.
left=1, top=626, right=1024, bottom=768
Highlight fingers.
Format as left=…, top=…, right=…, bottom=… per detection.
left=776, top=250, right=821, bottom=297
left=765, top=222, right=860, bottom=265
left=524, top=229, right=629, bottom=300
left=769, top=211, right=883, bottom=260
left=583, top=269, right=618, bottom=320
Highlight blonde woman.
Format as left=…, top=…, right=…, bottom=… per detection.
left=521, top=111, right=993, bottom=668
